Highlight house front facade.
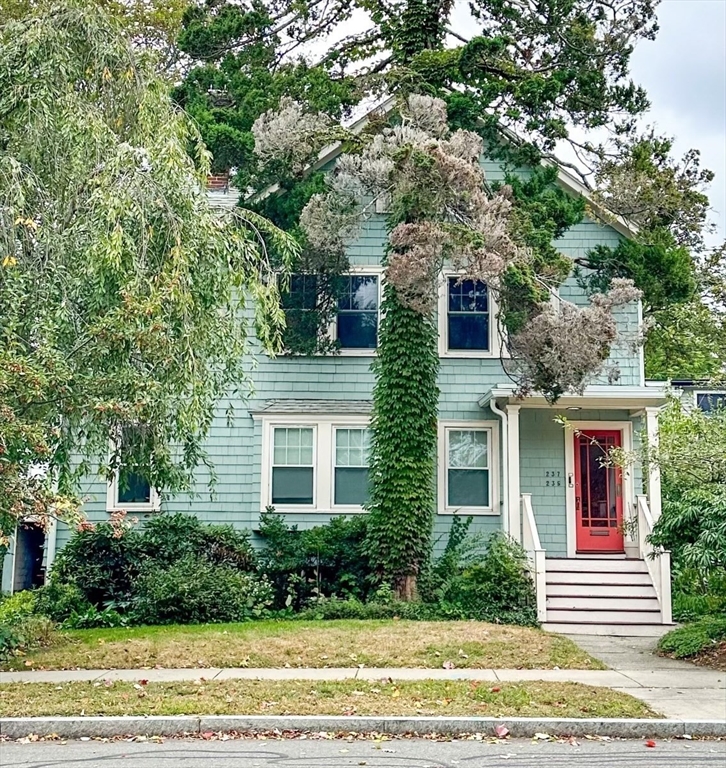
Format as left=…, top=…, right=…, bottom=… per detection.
left=1, top=149, right=673, bottom=635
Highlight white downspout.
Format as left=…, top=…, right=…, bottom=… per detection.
left=489, top=398, right=509, bottom=536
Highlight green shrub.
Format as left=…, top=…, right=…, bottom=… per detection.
left=258, top=511, right=371, bottom=610
left=52, top=523, right=144, bottom=606
left=650, top=484, right=726, bottom=579
left=0, top=615, right=56, bottom=662
left=132, top=555, right=273, bottom=625
left=63, top=605, right=127, bottom=629
left=0, top=590, right=36, bottom=624
left=140, top=514, right=257, bottom=571
left=438, top=533, right=538, bottom=626
left=33, top=581, right=91, bottom=623
left=297, top=597, right=441, bottom=621
left=658, top=616, right=726, bottom=658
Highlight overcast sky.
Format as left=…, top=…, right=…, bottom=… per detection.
left=629, top=0, right=726, bottom=245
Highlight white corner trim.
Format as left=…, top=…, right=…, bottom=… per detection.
left=563, top=420, right=634, bottom=558
left=437, top=420, right=501, bottom=516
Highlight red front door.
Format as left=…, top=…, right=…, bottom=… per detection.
left=574, top=430, right=624, bottom=553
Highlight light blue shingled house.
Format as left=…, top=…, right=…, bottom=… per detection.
left=2, top=115, right=674, bottom=636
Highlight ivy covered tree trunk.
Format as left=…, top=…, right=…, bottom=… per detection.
left=364, top=283, right=440, bottom=598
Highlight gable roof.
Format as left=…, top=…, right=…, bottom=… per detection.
left=309, top=96, right=638, bottom=240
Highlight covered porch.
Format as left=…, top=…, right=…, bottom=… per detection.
left=481, top=385, right=673, bottom=635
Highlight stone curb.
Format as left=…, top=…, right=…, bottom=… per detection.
left=1, top=715, right=724, bottom=740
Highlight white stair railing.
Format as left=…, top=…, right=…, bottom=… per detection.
left=636, top=494, right=672, bottom=624
left=521, top=493, right=547, bottom=623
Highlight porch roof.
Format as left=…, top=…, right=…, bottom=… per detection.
left=479, top=384, right=669, bottom=411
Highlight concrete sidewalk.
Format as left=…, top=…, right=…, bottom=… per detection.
left=2, top=662, right=724, bottom=720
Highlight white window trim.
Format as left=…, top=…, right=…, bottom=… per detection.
left=331, top=425, right=372, bottom=511
left=694, top=390, right=726, bottom=413
left=438, top=420, right=500, bottom=515
left=106, top=469, right=160, bottom=513
left=259, top=414, right=371, bottom=513
left=329, top=265, right=385, bottom=357
left=437, top=271, right=507, bottom=359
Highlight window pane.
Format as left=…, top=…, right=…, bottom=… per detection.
left=448, top=278, right=488, bottom=312
left=449, top=430, right=488, bottom=469
left=697, top=392, right=726, bottom=413
left=336, top=429, right=370, bottom=467
left=447, top=278, right=489, bottom=351
left=448, top=314, right=489, bottom=350
left=337, top=313, right=378, bottom=348
left=273, top=428, right=314, bottom=466
left=272, top=467, right=314, bottom=505
left=448, top=469, right=489, bottom=507
left=334, top=467, right=370, bottom=505
left=338, top=276, right=378, bottom=348
left=117, top=472, right=151, bottom=504
left=283, top=275, right=318, bottom=310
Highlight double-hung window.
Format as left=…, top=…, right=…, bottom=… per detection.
left=261, top=418, right=371, bottom=512
left=271, top=427, right=315, bottom=505
left=336, top=275, right=379, bottom=350
left=281, top=274, right=319, bottom=348
left=439, top=422, right=497, bottom=514
left=446, top=277, right=490, bottom=351
left=334, top=427, right=371, bottom=506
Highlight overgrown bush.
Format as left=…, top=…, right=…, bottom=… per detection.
left=140, top=514, right=257, bottom=571
left=50, top=513, right=258, bottom=615
left=0, top=590, right=36, bottom=624
left=658, top=616, right=726, bottom=659
left=258, top=510, right=371, bottom=610
left=650, top=484, right=726, bottom=578
left=132, top=555, right=273, bottom=625
left=0, top=591, right=56, bottom=662
left=33, top=582, right=91, bottom=623
left=437, top=532, right=538, bottom=626
left=52, top=522, right=144, bottom=606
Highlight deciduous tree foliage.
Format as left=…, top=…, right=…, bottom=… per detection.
left=0, top=2, right=297, bottom=543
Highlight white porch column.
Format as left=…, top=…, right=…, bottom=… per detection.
left=506, top=405, right=521, bottom=541
left=645, top=406, right=662, bottom=522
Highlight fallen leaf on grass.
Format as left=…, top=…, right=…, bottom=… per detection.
left=442, top=661, right=455, bottom=670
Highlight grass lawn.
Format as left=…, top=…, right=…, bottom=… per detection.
left=3, top=620, right=604, bottom=672
left=0, top=679, right=654, bottom=719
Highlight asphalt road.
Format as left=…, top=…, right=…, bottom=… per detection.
left=1, top=738, right=724, bottom=767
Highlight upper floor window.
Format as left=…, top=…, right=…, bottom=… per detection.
left=447, top=278, right=490, bottom=351
left=696, top=392, right=726, bottom=414
left=336, top=275, right=379, bottom=350
left=281, top=274, right=319, bottom=348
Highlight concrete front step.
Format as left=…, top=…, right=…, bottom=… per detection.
left=547, top=608, right=662, bottom=624
left=546, top=558, right=649, bottom=573
left=546, top=596, right=660, bottom=611
left=546, top=570, right=653, bottom=585
left=543, top=622, right=674, bottom=637
left=546, top=583, right=656, bottom=598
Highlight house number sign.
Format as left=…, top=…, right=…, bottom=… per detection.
left=544, top=470, right=562, bottom=487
